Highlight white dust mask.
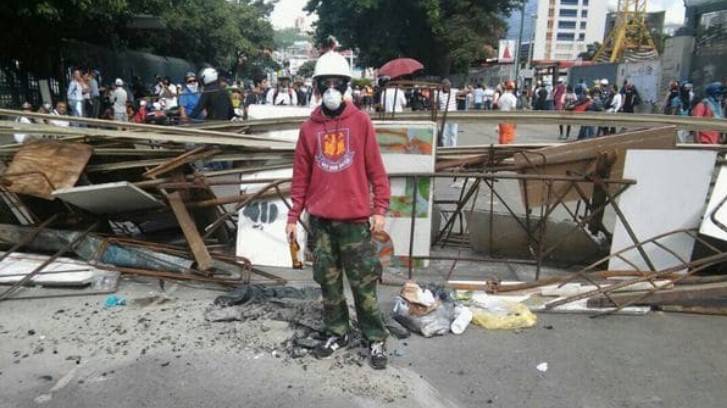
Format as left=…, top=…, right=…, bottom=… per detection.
left=323, top=88, right=343, bottom=110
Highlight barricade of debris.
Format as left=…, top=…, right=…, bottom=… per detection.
left=2, top=109, right=727, bottom=323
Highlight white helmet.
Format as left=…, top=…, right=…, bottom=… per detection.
left=600, top=78, right=609, bottom=86
left=313, top=51, right=351, bottom=80
left=200, top=67, right=218, bottom=85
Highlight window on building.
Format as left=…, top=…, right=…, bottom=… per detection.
left=559, top=9, right=578, bottom=18
left=581, top=10, right=588, bottom=18
left=558, top=21, right=577, bottom=29
left=578, top=33, right=586, bottom=41
left=583, top=0, right=589, bottom=5
left=560, top=0, right=578, bottom=5
left=557, top=32, right=575, bottom=41
left=580, top=21, right=587, bottom=29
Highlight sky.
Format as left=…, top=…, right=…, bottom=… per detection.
left=269, top=0, right=686, bottom=30
left=269, top=0, right=315, bottom=30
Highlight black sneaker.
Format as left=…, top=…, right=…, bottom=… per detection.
left=370, top=341, right=387, bottom=370
left=313, top=333, right=349, bottom=359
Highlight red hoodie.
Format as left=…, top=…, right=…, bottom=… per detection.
left=288, top=103, right=390, bottom=223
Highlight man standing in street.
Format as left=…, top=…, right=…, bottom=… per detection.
left=497, top=80, right=518, bottom=144
left=266, top=74, right=298, bottom=106
left=67, top=68, right=85, bottom=121
left=187, top=68, right=234, bottom=121
left=285, top=50, right=390, bottom=370
left=110, top=78, right=128, bottom=122
left=438, top=79, right=460, bottom=146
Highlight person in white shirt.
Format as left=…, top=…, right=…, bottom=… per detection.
left=111, top=79, right=129, bottom=122
left=497, top=80, right=518, bottom=144
left=473, top=84, right=485, bottom=110
left=49, top=101, right=70, bottom=127
left=380, top=85, right=407, bottom=113
left=438, top=79, right=459, bottom=147
left=158, top=76, right=178, bottom=109
left=605, top=84, right=622, bottom=135
left=13, top=102, right=34, bottom=144
left=483, top=86, right=495, bottom=110
left=267, top=76, right=298, bottom=106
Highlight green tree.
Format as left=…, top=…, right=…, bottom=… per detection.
left=304, top=0, right=521, bottom=76
left=0, top=0, right=278, bottom=72
left=274, top=28, right=313, bottom=49
left=296, top=59, right=317, bottom=78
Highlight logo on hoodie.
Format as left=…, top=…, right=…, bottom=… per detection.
left=315, top=128, right=355, bottom=172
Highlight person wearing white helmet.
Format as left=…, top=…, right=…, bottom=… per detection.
left=286, top=50, right=390, bottom=370
left=110, top=78, right=128, bottom=122
left=186, top=67, right=234, bottom=121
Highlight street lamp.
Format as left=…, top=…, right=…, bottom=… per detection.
left=514, top=1, right=526, bottom=90
left=527, top=14, right=537, bottom=70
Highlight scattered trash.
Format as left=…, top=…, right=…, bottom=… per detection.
left=469, top=295, right=537, bottom=330
left=450, top=306, right=473, bottom=335
left=393, top=348, right=407, bottom=357
left=104, top=295, right=127, bottom=308
left=536, top=362, right=548, bottom=372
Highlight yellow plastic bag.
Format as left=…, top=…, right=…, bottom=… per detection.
left=470, top=302, right=537, bottom=330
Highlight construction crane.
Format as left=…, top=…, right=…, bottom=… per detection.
left=593, top=0, right=659, bottom=63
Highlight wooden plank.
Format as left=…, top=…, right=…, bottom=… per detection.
left=0, top=120, right=294, bottom=150
left=3, top=140, right=93, bottom=199
left=167, top=191, right=213, bottom=271
left=513, top=127, right=677, bottom=206
left=587, top=282, right=727, bottom=308
left=142, top=146, right=220, bottom=179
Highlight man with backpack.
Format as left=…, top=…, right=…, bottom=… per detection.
left=266, top=74, right=298, bottom=106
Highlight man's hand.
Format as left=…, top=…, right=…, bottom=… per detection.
left=285, top=223, right=297, bottom=243
left=370, top=214, right=385, bottom=233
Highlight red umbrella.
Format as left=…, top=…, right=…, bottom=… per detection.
left=378, top=58, right=424, bottom=79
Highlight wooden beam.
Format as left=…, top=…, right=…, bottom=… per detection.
left=167, top=191, right=214, bottom=272
left=587, top=282, right=727, bottom=308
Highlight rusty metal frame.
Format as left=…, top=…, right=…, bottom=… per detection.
left=543, top=228, right=727, bottom=316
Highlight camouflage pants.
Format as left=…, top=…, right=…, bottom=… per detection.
left=310, top=216, right=387, bottom=342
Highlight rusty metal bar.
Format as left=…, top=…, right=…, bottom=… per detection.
left=0, top=222, right=98, bottom=302
left=0, top=214, right=59, bottom=264
left=407, top=175, right=419, bottom=279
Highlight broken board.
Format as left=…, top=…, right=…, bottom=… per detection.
left=236, top=168, right=306, bottom=268
left=0, top=252, right=111, bottom=287
left=52, top=181, right=164, bottom=214
left=699, top=159, right=727, bottom=241
left=3, top=140, right=93, bottom=200
left=608, top=150, right=717, bottom=272
left=374, top=121, right=438, bottom=266
left=514, top=127, right=676, bottom=207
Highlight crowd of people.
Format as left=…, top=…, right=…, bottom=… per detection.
left=11, top=64, right=727, bottom=145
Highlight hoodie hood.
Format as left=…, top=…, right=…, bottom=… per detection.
left=309, top=101, right=358, bottom=123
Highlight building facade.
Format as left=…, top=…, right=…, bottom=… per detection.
left=526, top=0, right=608, bottom=62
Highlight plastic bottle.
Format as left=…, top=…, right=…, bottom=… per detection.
left=450, top=306, right=473, bottom=335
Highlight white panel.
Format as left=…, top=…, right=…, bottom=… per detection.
left=0, top=253, right=100, bottom=286
left=699, top=161, right=727, bottom=241
left=609, top=150, right=716, bottom=272
left=52, top=181, right=164, bottom=214
left=385, top=218, right=432, bottom=257
left=246, top=104, right=312, bottom=119
left=382, top=154, right=435, bottom=175
left=236, top=169, right=306, bottom=268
